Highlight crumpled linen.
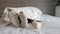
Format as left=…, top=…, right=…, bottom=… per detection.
left=1, top=7, right=60, bottom=34
left=0, top=26, right=42, bottom=34
left=3, top=7, right=43, bottom=21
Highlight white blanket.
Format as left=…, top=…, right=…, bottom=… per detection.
left=0, top=14, right=60, bottom=34
left=0, top=26, right=41, bottom=34
left=3, top=7, right=43, bottom=21
left=1, top=7, right=60, bottom=34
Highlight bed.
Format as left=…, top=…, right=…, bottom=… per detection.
left=0, top=14, right=60, bottom=34
left=0, top=7, right=60, bottom=34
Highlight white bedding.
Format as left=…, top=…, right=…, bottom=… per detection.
left=39, top=14, right=60, bottom=34
left=0, top=14, right=60, bottom=34
left=0, top=26, right=41, bottom=34
left=1, top=7, right=60, bottom=34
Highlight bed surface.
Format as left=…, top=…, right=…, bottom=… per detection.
left=0, top=14, right=60, bottom=34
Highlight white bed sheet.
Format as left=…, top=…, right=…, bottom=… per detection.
left=40, top=14, right=60, bottom=34
left=0, top=14, right=60, bottom=34
left=0, top=26, right=42, bottom=34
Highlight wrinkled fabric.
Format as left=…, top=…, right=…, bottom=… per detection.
left=1, top=7, right=60, bottom=34
left=3, top=7, right=43, bottom=21
left=0, top=26, right=41, bottom=34
left=0, top=14, right=60, bottom=34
